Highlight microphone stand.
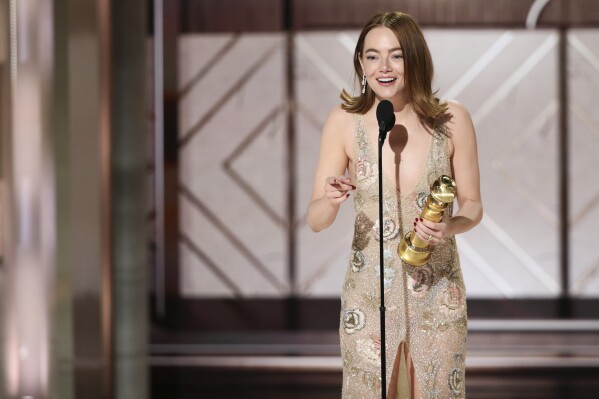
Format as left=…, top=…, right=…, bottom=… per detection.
left=378, top=123, right=388, bottom=399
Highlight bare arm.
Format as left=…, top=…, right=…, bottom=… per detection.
left=306, top=107, right=354, bottom=232
left=445, top=100, right=483, bottom=236
left=416, top=100, right=483, bottom=242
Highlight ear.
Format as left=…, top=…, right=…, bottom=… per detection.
left=358, top=54, right=364, bottom=75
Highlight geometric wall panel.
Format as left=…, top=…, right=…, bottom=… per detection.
left=179, top=34, right=289, bottom=297
left=178, top=29, right=589, bottom=299
left=430, top=30, right=561, bottom=298
left=295, top=32, right=357, bottom=297
left=568, top=30, right=599, bottom=298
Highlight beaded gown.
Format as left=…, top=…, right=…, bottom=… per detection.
left=340, top=115, right=467, bottom=399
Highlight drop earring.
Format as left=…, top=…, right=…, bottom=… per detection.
left=361, top=74, right=367, bottom=94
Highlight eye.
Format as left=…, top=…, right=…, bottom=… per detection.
left=366, top=55, right=377, bottom=61
left=393, top=53, right=404, bottom=60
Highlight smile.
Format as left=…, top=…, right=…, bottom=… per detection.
left=376, top=77, right=397, bottom=84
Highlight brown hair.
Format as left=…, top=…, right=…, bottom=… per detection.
left=340, top=12, right=448, bottom=128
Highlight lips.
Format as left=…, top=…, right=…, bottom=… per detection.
left=376, top=77, right=397, bottom=85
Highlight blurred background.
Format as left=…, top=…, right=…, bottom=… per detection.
left=1, top=0, right=599, bottom=398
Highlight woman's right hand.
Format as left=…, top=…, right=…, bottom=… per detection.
left=306, top=106, right=353, bottom=232
left=324, top=176, right=355, bottom=206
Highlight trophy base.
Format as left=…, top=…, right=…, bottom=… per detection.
left=398, top=232, right=431, bottom=267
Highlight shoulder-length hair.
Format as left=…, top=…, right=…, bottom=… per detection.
left=341, top=12, right=448, bottom=128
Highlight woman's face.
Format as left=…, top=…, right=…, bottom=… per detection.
left=360, top=26, right=406, bottom=101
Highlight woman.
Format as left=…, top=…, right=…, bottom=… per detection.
left=306, top=11, right=483, bottom=399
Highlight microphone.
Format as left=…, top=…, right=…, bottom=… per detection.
left=376, top=100, right=395, bottom=142
left=374, top=99, right=395, bottom=399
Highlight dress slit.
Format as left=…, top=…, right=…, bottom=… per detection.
left=387, top=341, right=417, bottom=399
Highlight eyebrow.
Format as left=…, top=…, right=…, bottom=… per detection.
left=364, top=47, right=403, bottom=53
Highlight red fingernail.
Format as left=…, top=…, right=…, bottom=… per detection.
left=414, top=218, right=418, bottom=221
left=413, top=222, right=416, bottom=226
left=419, top=218, right=423, bottom=222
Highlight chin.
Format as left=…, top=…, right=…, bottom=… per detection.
left=373, top=90, right=403, bottom=101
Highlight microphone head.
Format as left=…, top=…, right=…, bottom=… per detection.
left=376, top=100, right=395, bottom=132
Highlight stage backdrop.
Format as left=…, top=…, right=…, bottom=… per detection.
left=175, top=29, right=599, bottom=300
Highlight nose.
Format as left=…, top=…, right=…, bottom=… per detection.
left=380, top=57, right=391, bottom=72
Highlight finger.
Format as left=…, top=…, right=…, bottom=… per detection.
left=328, top=177, right=355, bottom=191
left=325, top=191, right=344, bottom=199
left=327, top=187, right=350, bottom=198
left=422, top=221, right=447, bottom=243
left=414, top=225, right=437, bottom=244
left=413, top=227, right=428, bottom=242
left=336, top=183, right=355, bottom=191
left=325, top=182, right=344, bottom=193
left=330, top=192, right=350, bottom=204
left=415, top=219, right=441, bottom=237
left=414, top=218, right=429, bottom=232
left=339, top=177, right=355, bottom=186
left=419, top=218, right=444, bottom=231
left=418, top=223, right=436, bottom=238
left=326, top=185, right=353, bottom=195
left=341, top=178, right=357, bottom=190
left=325, top=177, right=345, bottom=190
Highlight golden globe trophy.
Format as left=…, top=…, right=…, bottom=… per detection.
left=398, top=175, right=457, bottom=266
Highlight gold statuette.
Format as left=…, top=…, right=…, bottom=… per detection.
left=398, top=175, right=457, bottom=266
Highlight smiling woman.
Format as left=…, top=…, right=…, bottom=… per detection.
left=362, top=29, right=405, bottom=93
left=340, top=12, right=444, bottom=126
left=306, top=11, right=483, bottom=399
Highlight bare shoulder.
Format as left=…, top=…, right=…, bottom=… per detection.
left=443, top=99, right=474, bottom=151
left=324, top=105, right=356, bottom=131
left=321, top=105, right=356, bottom=152
left=445, top=99, right=473, bottom=132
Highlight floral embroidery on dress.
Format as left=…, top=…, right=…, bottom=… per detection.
left=351, top=250, right=365, bottom=272
left=343, top=277, right=356, bottom=292
left=356, top=336, right=381, bottom=365
left=372, top=216, right=400, bottom=241
left=448, top=353, right=465, bottom=396
left=342, top=348, right=354, bottom=368
left=448, top=368, right=463, bottom=396
left=423, top=360, right=440, bottom=396
left=362, top=291, right=380, bottom=311
left=420, top=310, right=433, bottom=333
left=356, top=159, right=377, bottom=188
left=354, top=190, right=366, bottom=207
left=343, top=309, right=366, bottom=334
left=355, top=367, right=380, bottom=389
left=375, top=261, right=396, bottom=291
left=352, top=211, right=374, bottom=251
left=416, top=191, right=429, bottom=210
left=437, top=282, right=465, bottom=319
left=383, top=248, right=393, bottom=259
left=407, top=265, right=434, bottom=297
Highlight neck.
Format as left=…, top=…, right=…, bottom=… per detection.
left=389, top=94, right=409, bottom=113
left=374, top=95, right=412, bottom=121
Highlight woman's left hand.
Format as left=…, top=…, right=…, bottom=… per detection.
left=413, top=218, right=450, bottom=246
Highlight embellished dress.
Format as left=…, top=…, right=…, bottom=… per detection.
left=340, top=115, right=467, bottom=399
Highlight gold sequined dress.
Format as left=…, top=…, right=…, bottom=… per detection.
left=340, top=115, right=467, bottom=399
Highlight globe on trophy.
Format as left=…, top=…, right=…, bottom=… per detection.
left=398, top=175, right=457, bottom=267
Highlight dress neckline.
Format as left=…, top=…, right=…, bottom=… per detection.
left=358, top=114, right=434, bottom=198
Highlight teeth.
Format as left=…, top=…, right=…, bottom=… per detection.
left=378, top=78, right=395, bottom=82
